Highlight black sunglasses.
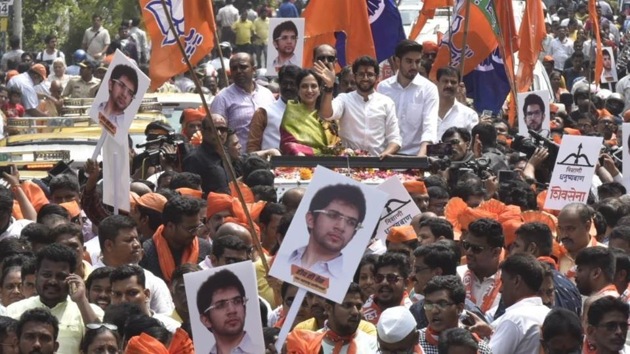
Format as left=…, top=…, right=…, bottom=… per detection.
left=462, top=241, right=486, bottom=254
left=316, top=55, right=336, bottom=63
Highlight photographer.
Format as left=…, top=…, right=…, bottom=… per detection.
left=131, top=122, right=186, bottom=181
left=470, top=123, right=509, bottom=175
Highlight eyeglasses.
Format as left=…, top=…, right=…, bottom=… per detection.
left=111, top=79, right=136, bottom=99
left=423, top=300, right=455, bottom=311
left=525, top=110, right=542, bottom=117
left=355, top=72, right=377, bottom=79
left=316, top=55, right=336, bottom=63
left=445, top=139, right=461, bottom=145
left=374, top=273, right=402, bottom=284
left=276, top=35, right=297, bottom=41
left=312, top=209, right=362, bottom=230
left=462, top=241, right=487, bottom=254
left=182, top=223, right=204, bottom=235
left=598, top=321, right=629, bottom=332
left=204, top=295, right=247, bottom=313
left=86, top=323, right=118, bottom=331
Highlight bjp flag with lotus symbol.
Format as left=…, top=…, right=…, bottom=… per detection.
left=140, top=0, right=216, bottom=90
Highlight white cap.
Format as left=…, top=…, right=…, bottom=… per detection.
left=377, top=306, right=417, bottom=344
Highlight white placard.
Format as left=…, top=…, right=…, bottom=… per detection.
left=622, top=123, right=630, bottom=192
left=184, top=261, right=265, bottom=354
left=601, top=46, right=618, bottom=83
left=269, top=166, right=388, bottom=303
left=266, top=18, right=304, bottom=76
left=89, top=50, right=150, bottom=146
left=544, top=135, right=603, bottom=210
left=518, top=90, right=551, bottom=138
left=374, top=176, right=421, bottom=241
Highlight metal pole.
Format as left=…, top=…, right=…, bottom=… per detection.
left=458, top=0, right=472, bottom=77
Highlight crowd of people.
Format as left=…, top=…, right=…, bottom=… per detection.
left=2, top=0, right=630, bottom=353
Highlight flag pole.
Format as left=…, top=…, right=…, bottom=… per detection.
left=213, top=31, right=231, bottom=89
left=493, top=0, right=519, bottom=123
left=157, top=0, right=270, bottom=273
left=458, top=0, right=472, bottom=78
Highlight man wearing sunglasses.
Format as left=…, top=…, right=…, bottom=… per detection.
left=183, top=114, right=231, bottom=195
left=97, top=64, right=139, bottom=136
left=196, top=269, right=256, bottom=354
left=586, top=296, right=629, bottom=354
left=456, top=218, right=504, bottom=320
left=277, top=183, right=366, bottom=282
left=363, top=252, right=413, bottom=325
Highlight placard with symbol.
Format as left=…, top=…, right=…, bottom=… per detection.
left=0, top=2, right=9, bottom=17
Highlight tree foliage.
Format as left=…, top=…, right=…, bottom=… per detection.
left=20, top=0, right=140, bottom=55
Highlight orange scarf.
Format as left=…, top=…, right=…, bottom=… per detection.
left=463, top=269, right=502, bottom=313
left=153, top=225, right=199, bottom=283
left=168, top=328, right=194, bottom=354
left=325, top=330, right=357, bottom=354
left=537, top=256, right=559, bottom=270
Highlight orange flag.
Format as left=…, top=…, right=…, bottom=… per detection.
left=302, top=0, right=375, bottom=67
left=589, top=0, right=603, bottom=85
left=140, top=0, right=216, bottom=90
left=429, top=0, right=500, bottom=81
left=409, top=0, right=453, bottom=41
left=495, top=0, right=520, bottom=127
left=516, top=0, right=546, bottom=93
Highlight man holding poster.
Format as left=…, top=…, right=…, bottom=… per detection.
left=284, top=183, right=366, bottom=280
left=97, top=64, right=139, bottom=136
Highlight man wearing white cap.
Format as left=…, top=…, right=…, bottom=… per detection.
left=377, top=306, right=424, bottom=353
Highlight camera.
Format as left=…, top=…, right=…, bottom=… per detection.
left=511, top=130, right=559, bottom=164
left=133, top=133, right=187, bottom=171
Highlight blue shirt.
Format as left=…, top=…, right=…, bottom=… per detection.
left=277, top=2, right=299, bottom=17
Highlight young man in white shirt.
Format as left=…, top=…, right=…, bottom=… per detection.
left=316, top=56, right=401, bottom=157
left=378, top=40, right=439, bottom=156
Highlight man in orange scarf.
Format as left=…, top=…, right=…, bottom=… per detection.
left=286, top=283, right=378, bottom=353
left=139, top=196, right=211, bottom=283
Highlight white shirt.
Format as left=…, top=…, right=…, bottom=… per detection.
left=216, top=4, right=239, bottom=27
left=377, top=74, right=439, bottom=155
left=8, top=72, right=39, bottom=110
left=325, top=91, right=402, bottom=156
left=261, top=99, right=286, bottom=150
left=209, top=331, right=259, bottom=354
left=456, top=265, right=502, bottom=319
left=272, top=54, right=299, bottom=69
left=489, top=297, right=551, bottom=354
left=92, top=258, right=175, bottom=315
left=0, top=217, right=32, bottom=240
left=616, top=74, right=630, bottom=111
left=548, top=37, right=574, bottom=71
left=284, top=245, right=346, bottom=280
left=153, top=311, right=181, bottom=333
left=438, top=100, right=479, bottom=140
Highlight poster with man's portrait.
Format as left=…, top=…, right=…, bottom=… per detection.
left=89, top=49, right=150, bottom=146
left=601, top=46, right=618, bottom=83
left=184, top=261, right=264, bottom=354
left=266, top=18, right=304, bottom=76
left=269, top=166, right=388, bottom=303
left=517, top=90, right=551, bottom=138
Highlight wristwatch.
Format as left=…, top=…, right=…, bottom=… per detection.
left=322, top=85, right=334, bottom=93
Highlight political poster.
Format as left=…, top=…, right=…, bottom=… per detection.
left=267, top=18, right=305, bottom=75
left=374, top=176, right=422, bottom=241
left=517, top=90, right=551, bottom=138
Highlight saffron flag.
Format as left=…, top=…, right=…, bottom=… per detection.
left=302, top=0, right=375, bottom=67
left=408, top=0, right=452, bottom=41
left=369, top=0, right=406, bottom=63
left=140, top=0, right=216, bottom=90
left=589, top=0, right=603, bottom=85
left=429, top=0, right=501, bottom=81
left=516, top=0, right=546, bottom=93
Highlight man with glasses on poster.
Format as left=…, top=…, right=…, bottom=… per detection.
left=282, top=183, right=366, bottom=281
left=196, top=269, right=256, bottom=354
left=97, top=64, right=138, bottom=136
left=271, top=20, right=299, bottom=71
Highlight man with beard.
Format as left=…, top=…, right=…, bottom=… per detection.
left=7, top=244, right=103, bottom=354
left=93, top=215, right=174, bottom=315
left=211, top=53, right=275, bottom=153
left=575, top=247, right=619, bottom=327
left=247, top=64, right=299, bottom=152
left=557, top=203, right=605, bottom=278
left=586, top=296, right=629, bottom=354
left=522, top=93, right=546, bottom=133
left=378, top=40, right=439, bottom=156
left=286, top=283, right=378, bottom=352
left=97, top=64, right=138, bottom=136
left=16, top=308, right=59, bottom=354
left=275, top=183, right=366, bottom=281
left=456, top=218, right=503, bottom=320
left=196, top=269, right=256, bottom=353
left=110, top=264, right=180, bottom=333
left=316, top=55, right=402, bottom=157
left=436, top=67, right=479, bottom=139
left=362, top=252, right=413, bottom=324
